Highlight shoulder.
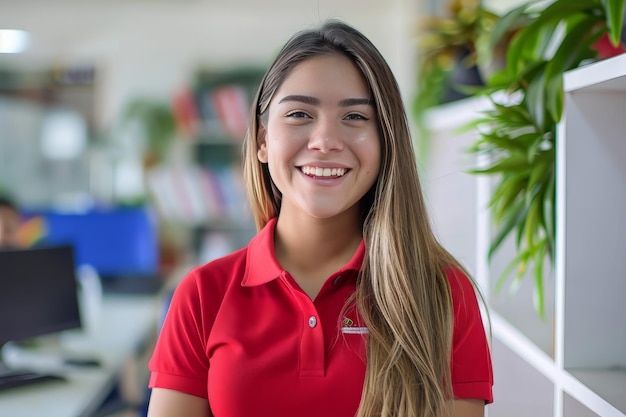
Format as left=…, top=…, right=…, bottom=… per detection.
left=179, top=246, right=249, bottom=294
left=197, top=246, right=249, bottom=280
left=171, top=246, right=249, bottom=311
left=445, top=266, right=493, bottom=403
left=444, top=266, right=487, bottom=335
left=445, top=266, right=482, bottom=312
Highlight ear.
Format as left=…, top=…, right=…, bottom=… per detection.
left=257, top=123, right=268, bottom=163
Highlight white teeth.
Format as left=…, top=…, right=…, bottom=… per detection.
left=302, top=166, right=346, bottom=177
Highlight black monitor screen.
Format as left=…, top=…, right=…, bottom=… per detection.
left=0, top=245, right=82, bottom=346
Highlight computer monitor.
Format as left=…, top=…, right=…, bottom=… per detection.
left=0, top=245, right=81, bottom=369
left=34, top=207, right=159, bottom=279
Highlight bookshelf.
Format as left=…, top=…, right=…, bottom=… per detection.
left=556, top=53, right=626, bottom=417
left=164, top=67, right=264, bottom=265
left=423, top=53, right=626, bottom=417
left=0, top=64, right=96, bottom=208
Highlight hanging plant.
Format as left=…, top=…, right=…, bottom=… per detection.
left=467, top=0, right=625, bottom=319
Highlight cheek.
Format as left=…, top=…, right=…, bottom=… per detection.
left=265, top=131, right=304, bottom=161
left=357, top=134, right=382, bottom=177
left=367, top=158, right=381, bottom=181
left=353, top=132, right=371, bottom=145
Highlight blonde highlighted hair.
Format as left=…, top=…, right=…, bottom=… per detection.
left=243, top=20, right=468, bottom=417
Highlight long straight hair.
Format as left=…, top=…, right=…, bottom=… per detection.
left=243, top=20, right=463, bottom=417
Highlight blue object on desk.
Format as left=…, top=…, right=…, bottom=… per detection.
left=36, top=207, right=159, bottom=279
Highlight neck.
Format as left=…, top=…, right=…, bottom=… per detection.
left=274, top=209, right=363, bottom=275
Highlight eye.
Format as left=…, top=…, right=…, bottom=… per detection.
left=286, top=111, right=311, bottom=119
left=344, top=113, right=368, bottom=121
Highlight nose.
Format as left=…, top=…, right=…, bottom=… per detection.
left=308, top=118, right=344, bottom=153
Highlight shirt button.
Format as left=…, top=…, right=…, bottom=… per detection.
left=333, top=275, right=342, bottom=285
left=308, top=316, right=317, bottom=328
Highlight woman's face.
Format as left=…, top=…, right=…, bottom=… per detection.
left=258, top=53, right=381, bottom=221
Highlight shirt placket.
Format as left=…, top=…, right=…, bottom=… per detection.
left=280, top=271, right=325, bottom=377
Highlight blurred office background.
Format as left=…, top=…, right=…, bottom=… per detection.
left=0, top=0, right=526, bottom=416
left=0, top=0, right=523, bottom=273
left=0, top=0, right=424, bottom=276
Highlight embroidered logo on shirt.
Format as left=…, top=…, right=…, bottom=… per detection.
left=341, top=316, right=368, bottom=334
left=341, top=327, right=369, bottom=334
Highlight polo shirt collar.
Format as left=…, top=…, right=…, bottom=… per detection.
left=242, top=217, right=365, bottom=287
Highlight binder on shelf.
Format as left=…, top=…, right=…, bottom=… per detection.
left=195, top=88, right=225, bottom=138
left=146, top=164, right=250, bottom=226
left=191, top=66, right=264, bottom=142
left=172, top=88, right=199, bottom=138
left=193, top=85, right=250, bottom=142
left=211, top=84, right=249, bottom=141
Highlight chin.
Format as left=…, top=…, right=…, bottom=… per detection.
left=303, top=205, right=359, bottom=221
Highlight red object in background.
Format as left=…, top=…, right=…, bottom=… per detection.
left=172, top=88, right=200, bottom=138
left=211, top=85, right=249, bottom=140
left=594, top=33, right=626, bottom=59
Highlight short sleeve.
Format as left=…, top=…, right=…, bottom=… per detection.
left=148, top=268, right=210, bottom=399
left=448, top=268, right=494, bottom=404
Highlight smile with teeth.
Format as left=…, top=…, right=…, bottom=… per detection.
left=301, top=166, right=348, bottom=178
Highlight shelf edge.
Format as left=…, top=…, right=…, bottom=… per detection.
left=560, top=370, right=625, bottom=417
left=492, top=312, right=626, bottom=417
left=491, top=312, right=557, bottom=380
left=564, top=53, right=626, bottom=93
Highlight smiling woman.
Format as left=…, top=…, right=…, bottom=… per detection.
left=147, top=19, right=492, bottom=417
left=257, top=53, right=380, bottom=223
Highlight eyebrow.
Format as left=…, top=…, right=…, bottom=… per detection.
left=278, top=95, right=373, bottom=107
left=338, top=98, right=373, bottom=107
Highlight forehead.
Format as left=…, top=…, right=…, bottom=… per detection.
left=274, top=54, right=370, bottom=100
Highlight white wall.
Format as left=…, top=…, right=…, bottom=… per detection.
left=0, top=0, right=418, bottom=130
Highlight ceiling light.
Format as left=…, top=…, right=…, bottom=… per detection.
left=0, top=29, right=29, bottom=54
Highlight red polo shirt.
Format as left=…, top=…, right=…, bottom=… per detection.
left=149, top=218, right=493, bottom=416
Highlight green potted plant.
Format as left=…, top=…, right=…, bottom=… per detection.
left=414, top=0, right=498, bottom=107
left=412, top=0, right=520, bottom=159
left=467, top=0, right=625, bottom=318
left=121, top=98, right=177, bottom=168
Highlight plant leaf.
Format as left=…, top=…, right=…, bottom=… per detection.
left=494, top=241, right=531, bottom=296
left=487, top=1, right=532, bottom=51
left=469, top=153, right=531, bottom=175
left=545, top=74, right=564, bottom=123
left=493, top=247, right=524, bottom=295
left=524, top=196, right=542, bottom=248
left=525, top=70, right=547, bottom=131
left=601, top=0, right=626, bottom=45
left=490, top=172, right=527, bottom=221
left=542, top=168, right=556, bottom=259
left=474, top=132, right=530, bottom=152
left=488, top=197, right=528, bottom=260
left=532, top=239, right=547, bottom=320
left=526, top=0, right=599, bottom=29
left=544, top=13, right=605, bottom=121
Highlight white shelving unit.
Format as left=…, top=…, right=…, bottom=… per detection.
left=555, top=53, right=626, bottom=417
left=423, top=53, right=626, bottom=417
left=424, top=97, right=559, bottom=417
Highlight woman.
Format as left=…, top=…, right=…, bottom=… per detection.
left=147, top=20, right=493, bottom=417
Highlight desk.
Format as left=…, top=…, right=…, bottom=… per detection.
left=0, top=293, right=161, bottom=417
